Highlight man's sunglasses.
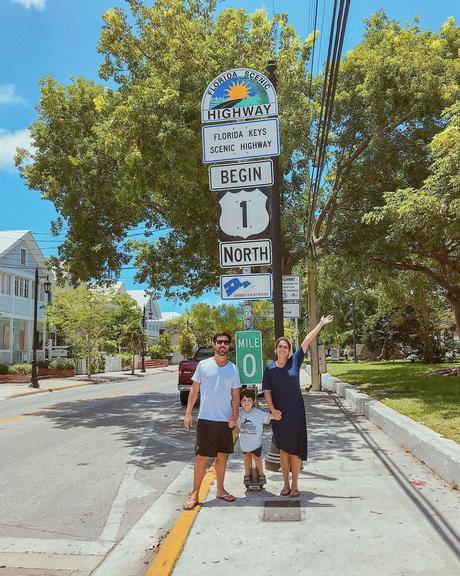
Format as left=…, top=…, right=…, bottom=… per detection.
left=215, top=339, right=230, bottom=345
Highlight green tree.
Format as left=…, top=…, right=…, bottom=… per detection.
left=120, top=322, right=148, bottom=374
left=310, top=14, right=460, bottom=333
left=177, top=326, right=195, bottom=358
left=150, top=331, right=173, bottom=358
left=46, top=286, right=113, bottom=380
left=17, top=0, right=314, bottom=296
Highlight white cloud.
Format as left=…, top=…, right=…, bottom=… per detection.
left=0, top=84, right=26, bottom=106
left=0, top=128, right=32, bottom=170
left=12, top=0, right=46, bottom=10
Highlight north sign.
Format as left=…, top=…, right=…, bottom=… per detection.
left=235, top=330, right=263, bottom=386
left=217, top=188, right=270, bottom=241
left=220, top=273, right=272, bottom=300
left=209, top=159, right=274, bottom=191
left=201, top=68, right=278, bottom=124
left=202, top=118, right=280, bottom=163
left=219, top=239, right=272, bottom=268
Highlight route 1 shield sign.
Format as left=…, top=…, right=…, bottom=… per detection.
left=217, top=188, right=270, bottom=241
left=235, top=330, right=263, bottom=386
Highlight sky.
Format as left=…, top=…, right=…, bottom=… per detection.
left=0, top=0, right=458, bottom=313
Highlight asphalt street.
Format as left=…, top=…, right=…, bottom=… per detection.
left=0, top=371, right=192, bottom=576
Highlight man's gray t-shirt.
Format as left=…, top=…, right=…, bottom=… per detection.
left=192, top=357, right=241, bottom=422
left=237, top=407, right=271, bottom=452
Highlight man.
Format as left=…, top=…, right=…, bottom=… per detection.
left=183, top=331, right=241, bottom=510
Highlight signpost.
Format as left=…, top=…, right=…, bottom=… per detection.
left=202, top=118, right=280, bottom=163
left=235, top=330, right=263, bottom=386
left=209, top=160, right=274, bottom=191
left=220, top=273, right=272, bottom=300
left=219, top=239, right=272, bottom=268
left=217, top=188, right=270, bottom=241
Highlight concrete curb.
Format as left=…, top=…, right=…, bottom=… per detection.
left=322, top=373, right=460, bottom=487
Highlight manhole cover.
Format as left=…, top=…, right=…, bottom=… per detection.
left=263, top=500, right=300, bottom=522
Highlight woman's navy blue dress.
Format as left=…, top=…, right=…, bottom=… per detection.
left=262, top=347, right=308, bottom=460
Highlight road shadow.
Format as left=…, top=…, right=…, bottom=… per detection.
left=31, top=391, right=197, bottom=470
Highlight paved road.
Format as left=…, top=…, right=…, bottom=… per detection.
left=0, top=371, right=193, bottom=575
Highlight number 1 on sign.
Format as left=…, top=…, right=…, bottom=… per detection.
left=240, top=200, right=248, bottom=228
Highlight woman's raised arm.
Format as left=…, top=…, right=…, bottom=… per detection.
left=301, top=315, right=334, bottom=353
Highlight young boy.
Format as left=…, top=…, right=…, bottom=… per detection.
left=237, top=388, right=281, bottom=488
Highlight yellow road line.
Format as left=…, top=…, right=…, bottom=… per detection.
left=145, top=466, right=216, bottom=576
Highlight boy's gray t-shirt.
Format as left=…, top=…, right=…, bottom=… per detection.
left=192, top=357, right=241, bottom=422
left=237, top=407, right=270, bottom=452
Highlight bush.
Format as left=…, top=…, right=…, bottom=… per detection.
left=121, top=353, right=132, bottom=370
left=38, top=360, right=50, bottom=368
left=9, top=363, right=32, bottom=375
left=49, top=359, right=75, bottom=370
left=0, top=364, right=8, bottom=375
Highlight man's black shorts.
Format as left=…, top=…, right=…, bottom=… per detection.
left=196, top=419, right=234, bottom=457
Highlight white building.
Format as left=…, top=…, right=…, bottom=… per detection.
left=126, top=290, right=162, bottom=345
left=0, top=231, right=53, bottom=364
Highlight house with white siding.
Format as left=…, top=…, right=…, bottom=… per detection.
left=126, top=290, right=162, bottom=345
left=0, top=231, right=53, bottom=364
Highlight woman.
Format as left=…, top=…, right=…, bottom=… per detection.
left=262, top=315, right=334, bottom=497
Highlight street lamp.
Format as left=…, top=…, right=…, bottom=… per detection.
left=30, top=269, right=52, bottom=388
left=141, top=297, right=154, bottom=374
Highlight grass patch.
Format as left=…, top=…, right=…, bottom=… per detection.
left=327, top=361, right=460, bottom=443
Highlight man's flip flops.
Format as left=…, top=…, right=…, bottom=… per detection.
left=216, top=491, right=236, bottom=503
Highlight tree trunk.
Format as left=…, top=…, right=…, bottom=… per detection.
left=450, top=296, right=460, bottom=339
left=87, top=351, right=92, bottom=380
left=131, top=350, right=135, bottom=375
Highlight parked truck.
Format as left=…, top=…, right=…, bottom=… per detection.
left=178, top=346, right=214, bottom=406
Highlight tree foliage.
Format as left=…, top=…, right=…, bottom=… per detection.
left=17, top=0, right=314, bottom=297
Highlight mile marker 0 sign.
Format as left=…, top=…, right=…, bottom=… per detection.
left=236, top=330, right=263, bottom=386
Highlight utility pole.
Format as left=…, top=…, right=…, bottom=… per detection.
left=267, top=59, right=283, bottom=339
left=351, top=295, right=357, bottom=362
left=30, top=268, right=40, bottom=388
left=307, top=254, right=321, bottom=391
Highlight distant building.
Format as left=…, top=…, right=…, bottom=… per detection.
left=126, top=290, right=162, bottom=345
left=0, top=231, right=53, bottom=364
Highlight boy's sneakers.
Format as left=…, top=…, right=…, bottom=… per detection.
left=258, top=473, right=267, bottom=487
left=244, top=474, right=251, bottom=488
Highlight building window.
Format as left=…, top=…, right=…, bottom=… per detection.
left=20, top=248, right=27, bottom=266
left=0, top=273, right=12, bottom=295
left=14, top=277, right=19, bottom=296
left=24, top=279, right=29, bottom=299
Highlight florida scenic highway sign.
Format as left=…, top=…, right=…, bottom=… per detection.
left=220, top=273, right=272, bottom=300
left=201, top=68, right=278, bottom=124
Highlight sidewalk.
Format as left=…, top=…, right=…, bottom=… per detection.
left=169, top=370, right=460, bottom=576
left=0, top=365, right=178, bottom=400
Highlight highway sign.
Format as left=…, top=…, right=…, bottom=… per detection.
left=235, top=330, right=263, bottom=386
left=283, top=302, right=301, bottom=319
left=220, top=273, right=272, bottom=300
left=209, top=160, right=274, bottom=191
left=282, top=275, right=301, bottom=301
left=202, top=118, right=280, bottom=163
left=217, top=188, right=270, bottom=241
left=219, top=239, right=272, bottom=268
left=201, top=68, right=278, bottom=124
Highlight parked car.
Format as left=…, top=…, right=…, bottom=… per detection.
left=178, top=347, right=214, bottom=406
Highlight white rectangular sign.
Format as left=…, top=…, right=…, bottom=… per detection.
left=220, top=273, right=272, bottom=300
left=282, top=275, right=301, bottom=301
left=49, top=349, right=68, bottom=358
left=283, top=301, right=301, bottom=319
left=209, top=160, right=274, bottom=191
left=202, top=118, right=280, bottom=163
left=219, top=239, right=272, bottom=268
